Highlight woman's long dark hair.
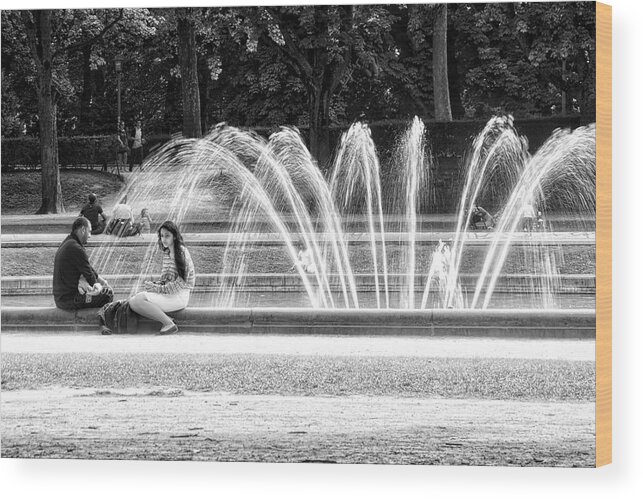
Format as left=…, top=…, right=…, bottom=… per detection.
left=157, top=220, right=187, bottom=279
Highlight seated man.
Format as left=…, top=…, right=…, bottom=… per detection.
left=79, top=193, right=107, bottom=235
left=53, top=217, right=114, bottom=314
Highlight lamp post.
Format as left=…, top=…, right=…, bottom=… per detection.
left=115, top=55, right=123, bottom=125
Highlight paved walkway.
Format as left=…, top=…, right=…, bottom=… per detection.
left=1, top=332, right=594, bottom=360
left=1, top=332, right=596, bottom=465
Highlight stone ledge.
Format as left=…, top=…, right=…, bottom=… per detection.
left=0, top=307, right=596, bottom=338
left=0, top=231, right=597, bottom=248
left=0, top=273, right=597, bottom=295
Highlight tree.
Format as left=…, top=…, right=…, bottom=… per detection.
left=387, top=4, right=454, bottom=120
left=449, top=2, right=595, bottom=118
left=21, top=10, right=63, bottom=213
left=432, top=4, right=452, bottom=121
left=71, top=9, right=160, bottom=134
left=9, top=9, right=122, bottom=213
left=263, top=5, right=353, bottom=165
left=234, top=5, right=396, bottom=166
left=176, top=8, right=202, bottom=138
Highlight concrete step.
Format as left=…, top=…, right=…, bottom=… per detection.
left=0, top=213, right=596, bottom=235
left=0, top=273, right=597, bottom=296
left=0, top=306, right=596, bottom=338
left=0, top=231, right=596, bottom=248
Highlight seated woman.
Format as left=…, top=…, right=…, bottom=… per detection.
left=129, top=220, right=195, bottom=334
left=289, top=238, right=317, bottom=274
left=136, top=208, right=153, bottom=234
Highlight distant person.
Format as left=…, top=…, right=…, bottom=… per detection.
left=116, top=120, right=130, bottom=168
left=135, top=208, right=153, bottom=234
left=129, top=220, right=196, bottom=335
left=521, top=201, right=536, bottom=232
left=536, top=210, right=545, bottom=230
left=129, top=120, right=145, bottom=171
left=106, top=195, right=138, bottom=236
left=79, top=193, right=107, bottom=235
left=53, top=217, right=113, bottom=313
left=289, top=239, right=317, bottom=274
left=470, top=205, right=494, bottom=230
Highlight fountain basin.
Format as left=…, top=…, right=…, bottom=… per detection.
left=1, top=273, right=596, bottom=296
left=0, top=231, right=596, bottom=248
left=0, top=213, right=596, bottom=234
left=0, top=306, right=595, bottom=338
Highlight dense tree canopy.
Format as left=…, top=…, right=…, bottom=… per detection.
left=1, top=3, right=597, bottom=213
left=2, top=3, right=596, bottom=140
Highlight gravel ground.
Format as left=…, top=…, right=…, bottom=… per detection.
left=1, top=391, right=595, bottom=465
left=1, top=337, right=595, bottom=465
left=1, top=244, right=595, bottom=276
left=0, top=334, right=595, bottom=467
left=1, top=353, right=594, bottom=401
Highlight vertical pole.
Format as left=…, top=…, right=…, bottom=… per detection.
left=116, top=73, right=122, bottom=177
left=561, top=59, right=567, bottom=116
left=117, top=73, right=122, bottom=125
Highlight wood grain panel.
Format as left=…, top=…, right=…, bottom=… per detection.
left=596, top=1, right=612, bottom=467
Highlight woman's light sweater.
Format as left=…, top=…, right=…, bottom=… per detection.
left=153, top=246, right=195, bottom=294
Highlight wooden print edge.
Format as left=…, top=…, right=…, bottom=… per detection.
left=596, top=1, right=612, bottom=467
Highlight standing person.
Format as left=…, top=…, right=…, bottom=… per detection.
left=53, top=217, right=114, bottom=314
left=129, top=221, right=195, bottom=334
left=106, top=195, right=135, bottom=236
left=521, top=201, right=536, bottom=232
left=129, top=120, right=145, bottom=171
left=116, top=120, right=129, bottom=168
left=79, top=193, right=107, bottom=235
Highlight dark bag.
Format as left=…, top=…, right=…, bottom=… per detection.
left=99, top=299, right=139, bottom=334
left=106, top=219, right=139, bottom=237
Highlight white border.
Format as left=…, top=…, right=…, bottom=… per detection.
left=1, top=1, right=641, bottom=497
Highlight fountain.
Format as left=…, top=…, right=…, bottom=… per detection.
left=82, top=116, right=595, bottom=312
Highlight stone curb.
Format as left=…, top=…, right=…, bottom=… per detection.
left=1, top=307, right=596, bottom=338
left=0, top=273, right=597, bottom=295
left=0, top=231, right=597, bottom=248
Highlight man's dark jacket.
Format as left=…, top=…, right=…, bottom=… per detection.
left=80, top=202, right=104, bottom=231
left=53, top=233, right=98, bottom=309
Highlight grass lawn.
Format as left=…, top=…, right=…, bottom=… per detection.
left=1, top=169, right=125, bottom=215
left=0, top=169, right=595, bottom=278
left=1, top=244, right=595, bottom=277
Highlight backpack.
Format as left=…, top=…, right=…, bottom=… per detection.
left=98, top=299, right=139, bottom=334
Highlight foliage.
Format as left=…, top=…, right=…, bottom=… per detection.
left=449, top=2, right=596, bottom=117
left=1, top=135, right=118, bottom=170
left=1, top=4, right=597, bottom=139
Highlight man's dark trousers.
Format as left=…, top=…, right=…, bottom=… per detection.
left=56, top=288, right=114, bottom=311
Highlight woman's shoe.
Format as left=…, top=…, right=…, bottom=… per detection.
left=159, top=323, right=179, bottom=335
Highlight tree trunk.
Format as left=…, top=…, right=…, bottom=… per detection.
left=432, top=5, right=452, bottom=121
left=308, top=84, right=331, bottom=169
left=199, top=57, right=210, bottom=133
left=79, top=44, right=93, bottom=133
left=446, top=6, right=465, bottom=119
left=561, top=59, right=568, bottom=115
left=34, top=10, right=64, bottom=214
left=177, top=10, right=202, bottom=138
